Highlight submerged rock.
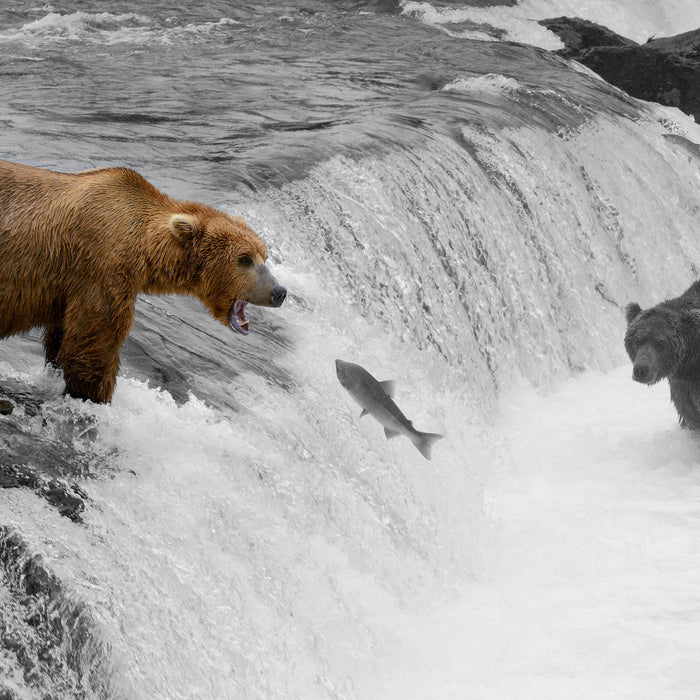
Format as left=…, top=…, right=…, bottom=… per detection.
left=540, top=17, right=700, bottom=122
left=0, top=528, right=114, bottom=696
left=0, top=379, right=93, bottom=523
left=0, top=464, right=87, bottom=524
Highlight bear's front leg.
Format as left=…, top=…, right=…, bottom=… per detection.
left=58, top=294, right=135, bottom=403
left=61, top=352, right=120, bottom=403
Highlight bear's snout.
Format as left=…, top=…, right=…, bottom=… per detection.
left=633, top=362, right=652, bottom=383
left=245, top=263, right=287, bottom=308
left=271, top=285, right=287, bottom=307
left=632, top=346, right=659, bottom=385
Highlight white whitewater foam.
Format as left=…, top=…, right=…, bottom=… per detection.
left=382, top=365, right=700, bottom=698
left=0, top=11, right=240, bottom=47
left=402, top=0, right=700, bottom=48
left=442, top=73, right=523, bottom=94
left=7, top=359, right=700, bottom=697
left=402, top=1, right=564, bottom=48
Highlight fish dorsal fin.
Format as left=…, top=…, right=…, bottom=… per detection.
left=384, top=427, right=401, bottom=439
left=379, top=380, right=396, bottom=397
left=360, top=408, right=370, bottom=418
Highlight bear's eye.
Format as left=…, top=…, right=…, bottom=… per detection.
left=237, top=254, right=253, bottom=268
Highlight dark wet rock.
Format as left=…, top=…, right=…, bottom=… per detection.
left=123, top=296, right=294, bottom=413
left=0, top=379, right=41, bottom=417
left=0, top=379, right=117, bottom=690
left=43, top=479, right=87, bottom=523
left=0, top=384, right=92, bottom=522
left=0, top=376, right=97, bottom=521
left=0, top=528, right=114, bottom=697
left=0, top=401, right=13, bottom=415
left=540, top=18, right=700, bottom=122
left=0, top=464, right=87, bottom=524
left=540, top=17, right=636, bottom=52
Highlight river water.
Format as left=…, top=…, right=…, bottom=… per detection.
left=0, top=1, right=700, bottom=698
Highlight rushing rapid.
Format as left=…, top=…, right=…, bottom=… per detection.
left=0, top=1, right=700, bottom=698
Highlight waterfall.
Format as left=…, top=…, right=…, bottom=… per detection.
left=2, top=73, right=700, bottom=698
left=252, top=99, right=700, bottom=410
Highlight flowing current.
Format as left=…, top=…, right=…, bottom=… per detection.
left=0, top=2, right=700, bottom=698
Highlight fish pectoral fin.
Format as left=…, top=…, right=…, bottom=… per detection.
left=360, top=408, right=370, bottom=418
left=379, top=380, right=396, bottom=397
left=384, top=427, right=401, bottom=439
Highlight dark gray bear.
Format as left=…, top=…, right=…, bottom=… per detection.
left=625, top=280, right=700, bottom=428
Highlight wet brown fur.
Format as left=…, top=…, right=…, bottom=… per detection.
left=0, top=160, right=275, bottom=403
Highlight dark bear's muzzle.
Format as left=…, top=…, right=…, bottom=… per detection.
left=632, top=345, right=659, bottom=385
left=633, top=362, right=652, bottom=383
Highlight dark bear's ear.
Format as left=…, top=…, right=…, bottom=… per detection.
left=169, top=214, right=201, bottom=244
left=625, top=302, right=642, bottom=324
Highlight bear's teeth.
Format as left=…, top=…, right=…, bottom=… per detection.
left=229, top=300, right=250, bottom=335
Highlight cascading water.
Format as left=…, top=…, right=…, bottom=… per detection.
left=1, top=2, right=700, bottom=698
left=254, top=100, right=700, bottom=403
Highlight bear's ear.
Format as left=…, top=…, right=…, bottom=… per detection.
left=169, top=214, right=200, bottom=244
left=625, top=302, right=642, bottom=324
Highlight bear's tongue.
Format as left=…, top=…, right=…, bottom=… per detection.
left=229, top=300, right=250, bottom=335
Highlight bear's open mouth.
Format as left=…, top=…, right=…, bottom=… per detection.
left=228, top=300, right=249, bottom=335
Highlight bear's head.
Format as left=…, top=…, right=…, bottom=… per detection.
left=169, top=210, right=286, bottom=336
left=624, top=302, right=690, bottom=385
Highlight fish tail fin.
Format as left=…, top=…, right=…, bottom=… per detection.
left=413, top=431, right=444, bottom=460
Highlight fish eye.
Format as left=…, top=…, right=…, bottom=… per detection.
left=237, top=254, right=253, bottom=267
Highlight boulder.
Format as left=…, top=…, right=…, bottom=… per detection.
left=540, top=17, right=700, bottom=122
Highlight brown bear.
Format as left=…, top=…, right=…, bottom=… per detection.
left=624, top=280, right=700, bottom=428
left=0, top=159, right=286, bottom=403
